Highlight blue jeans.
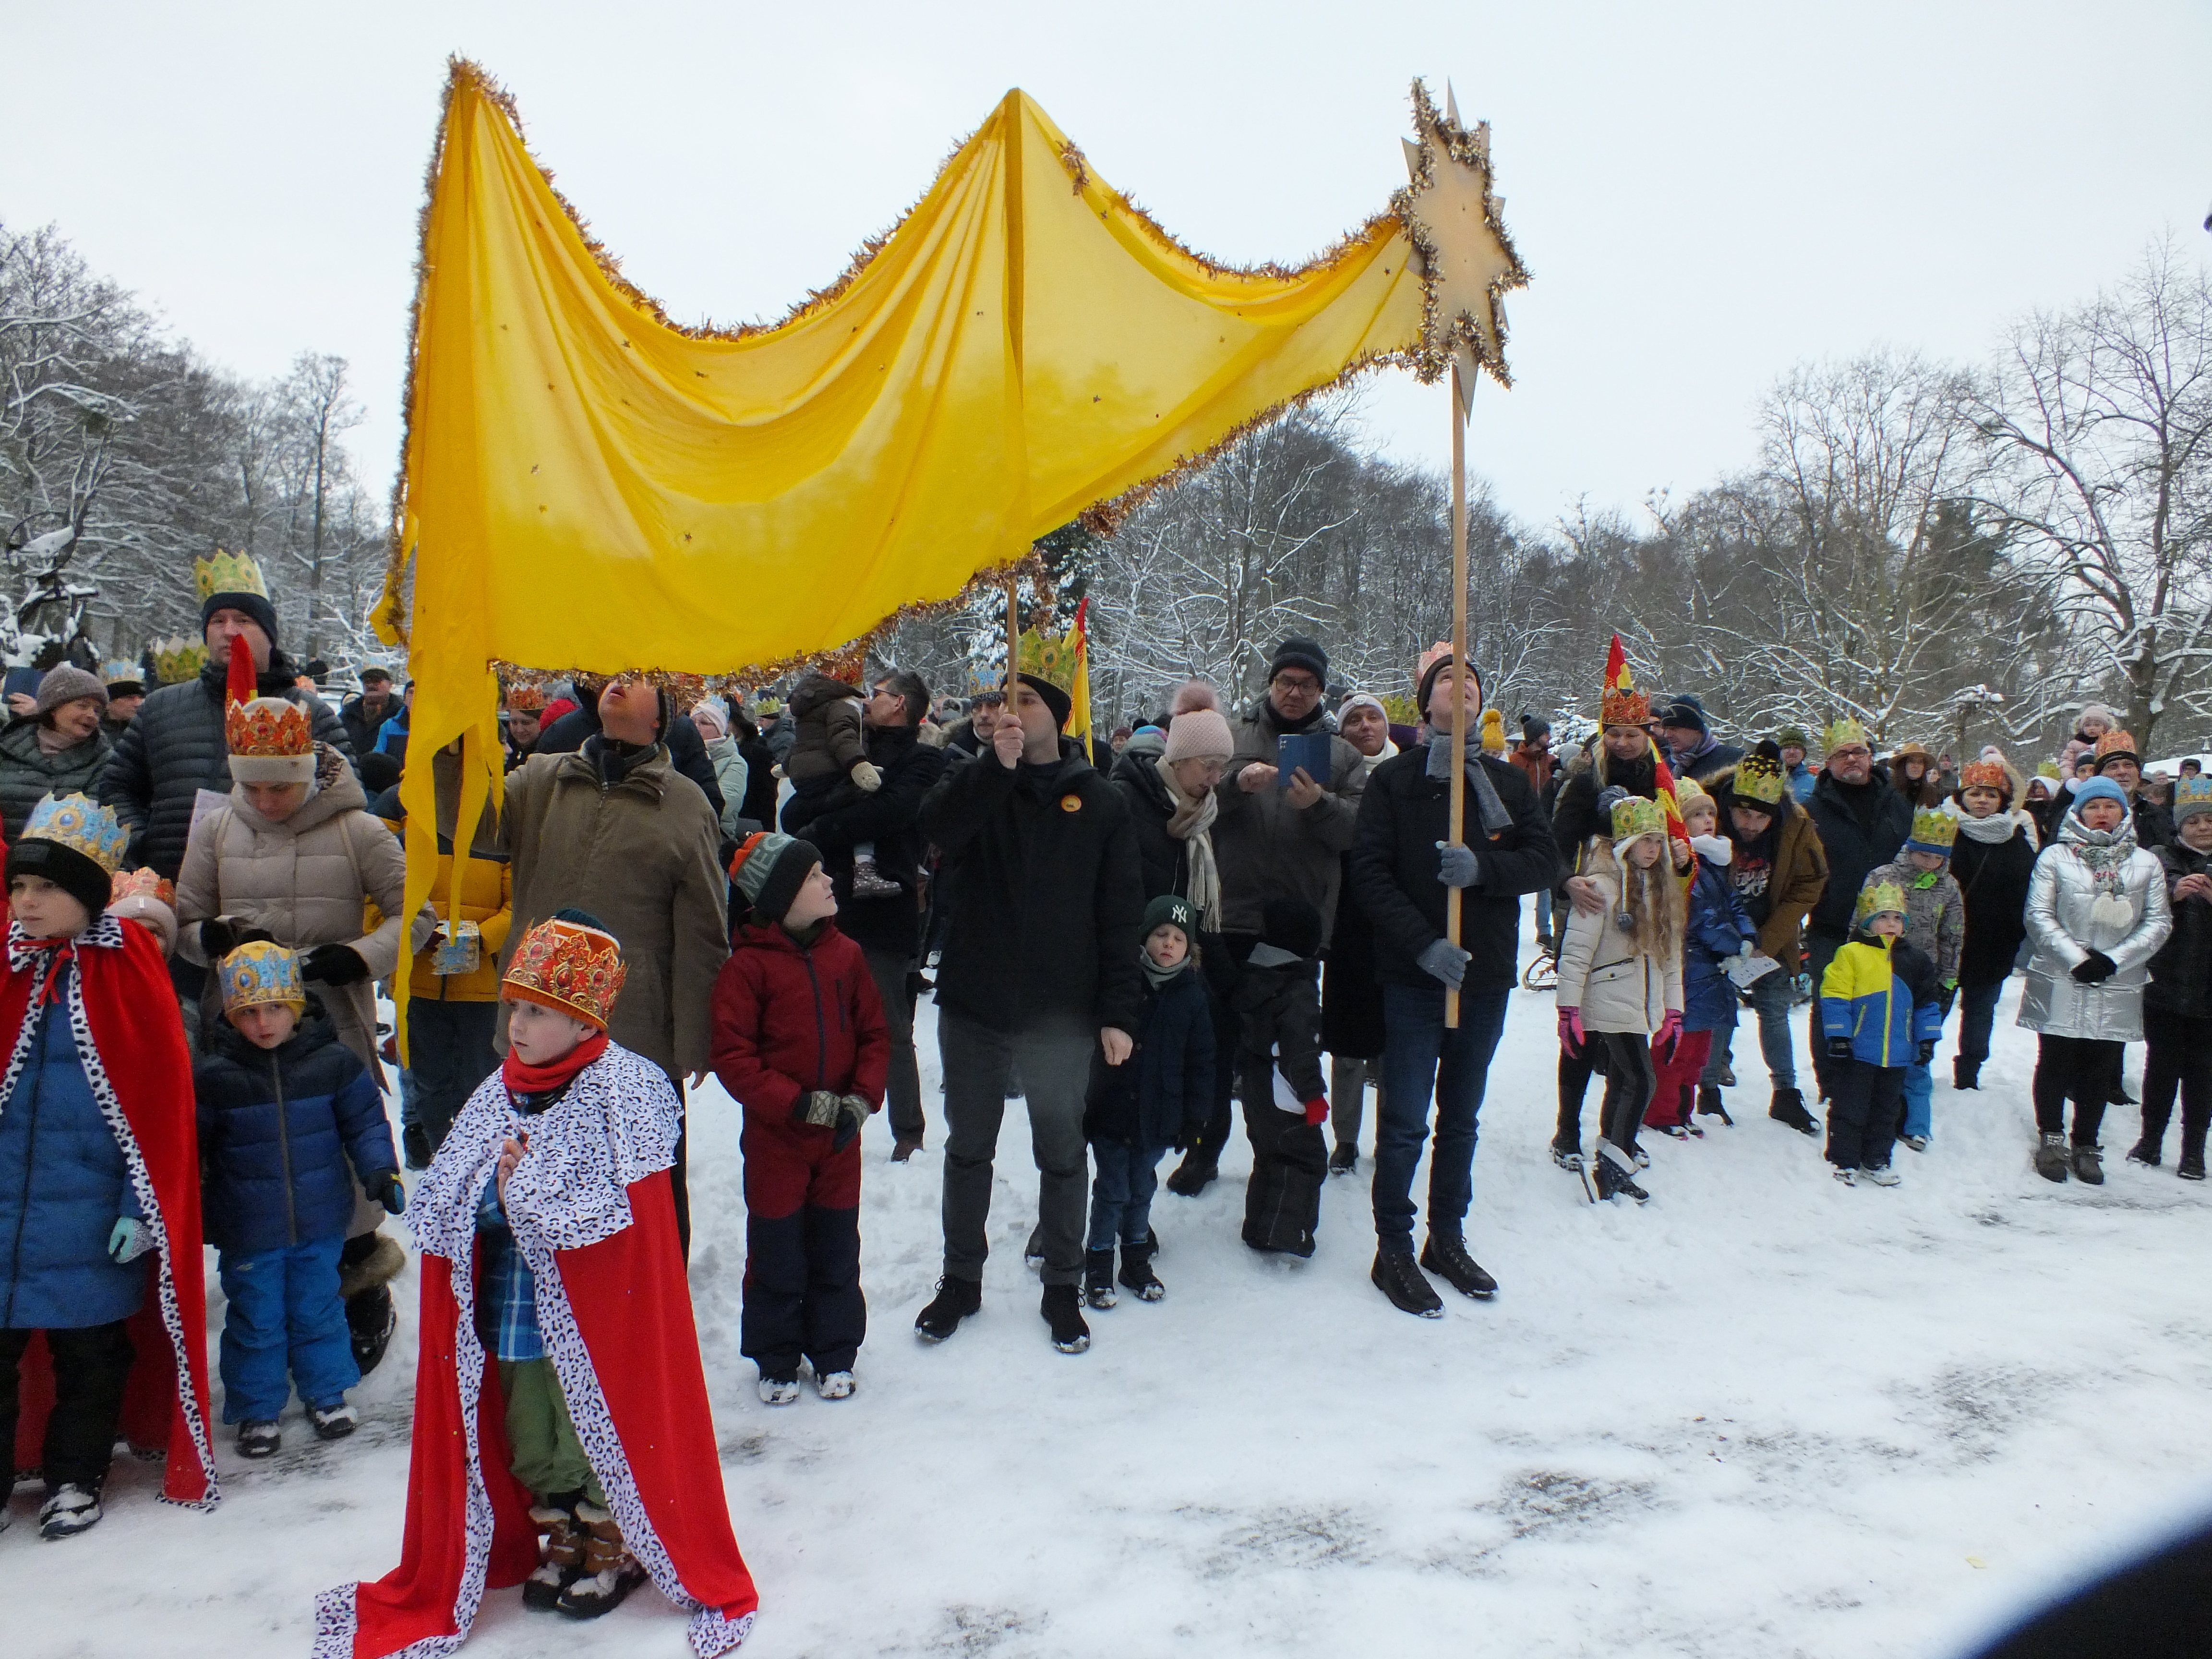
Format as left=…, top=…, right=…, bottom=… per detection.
left=1373, top=983, right=1510, bottom=1248
left=1533, top=888, right=1555, bottom=945
left=1086, top=1140, right=1166, bottom=1250
left=1704, top=958, right=1799, bottom=1088
left=1902, top=1060, right=1934, bottom=1140
left=217, top=1237, right=357, bottom=1423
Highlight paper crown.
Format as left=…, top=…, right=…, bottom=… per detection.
left=101, top=659, right=141, bottom=686
left=22, top=793, right=128, bottom=874
left=1855, top=879, right=1909, bottom=928
left=1734, top=749, right=1789, bottom=806
left=2093, top=729, right=2140, bottom=764
left=1907, top=807, right=1959, bottom=854
left=1014, top=626, right=1080, bottom=694
left=219, top=941, right=305, bottom=1013
left=505, top=684, right=547, bottom=713
left=1599, top=634, right=1648, bottom=728
left=154, top=637, right=209, bottom=685
left=1961, top=759, right=2008, bottom=792
left=1673, top=775, right=1710, bottom=809
left=1823, top=717, right=1870, bottom=752
left=503, top=915, right=626, bottom=1031
left=226, top=696, right=315, bottom=783
left=110, top=868, right=176, bottom=908
left=194, top=548, right=269, bottom=604
left=2035, top=760, right=2062, bottom=779
left=1610, top=794, right=1667, bottom=845
left=2175, top=775, right=2212, bottom=823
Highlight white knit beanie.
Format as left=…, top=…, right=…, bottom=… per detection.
left=1161, top=708, right=1235, bottom=765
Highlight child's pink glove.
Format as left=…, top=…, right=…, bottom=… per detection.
left=1302, top=1097, right=1327, bottom=1127
left=1557, top=1008, right=1584, bottom=1057
left=1654, top=1010, right=1683, bottom=1058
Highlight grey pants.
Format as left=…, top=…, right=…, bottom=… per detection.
left=1329, top=1055, right=1377, bottom=1152
left=939, top=1011, right=1092, bottom=1287
left=863, top=945, right=925, bottom=1142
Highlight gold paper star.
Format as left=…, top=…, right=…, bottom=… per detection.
left=1395, top=81, right=1528, bottom=419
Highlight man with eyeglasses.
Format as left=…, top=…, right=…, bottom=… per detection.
left=1802, top=718, right=1911, bottom=1104
left=1166, top=637, right=1368, bottom=1195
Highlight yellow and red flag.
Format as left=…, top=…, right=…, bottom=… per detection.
left=1065, top=597, right=1094, bottom=759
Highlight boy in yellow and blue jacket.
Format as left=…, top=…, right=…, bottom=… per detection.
left=1820, top=880, right=1944, bottom=1186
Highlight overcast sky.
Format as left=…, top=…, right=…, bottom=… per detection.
left=6, top=0, right=2206, bottom=531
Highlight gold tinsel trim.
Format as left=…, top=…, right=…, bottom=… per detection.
left=1388, top=79, right=1530, bottom=392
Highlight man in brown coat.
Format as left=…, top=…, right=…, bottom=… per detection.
left=502, top=676, right=729, bottom=1249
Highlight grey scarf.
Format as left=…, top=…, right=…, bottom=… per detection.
left=1426, top=732, right=1514, bottom=836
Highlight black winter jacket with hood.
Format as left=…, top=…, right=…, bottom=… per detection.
left=919, top=738, right=1145, bottom=1035
left=1951, top=817, right=2039, bottom=987
left=1804, top=764, right=1913, bottom=942
left=1350, top=743, right=1563, bottom=994
left=2148, top=841, right=2212, bottom=1017
left=1083, top=964, right=1214, bottom=1148
left=781, top=721, right=947, bottom=956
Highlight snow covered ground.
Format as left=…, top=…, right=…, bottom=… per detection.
left=12, top=954, right=2212, bottom=1659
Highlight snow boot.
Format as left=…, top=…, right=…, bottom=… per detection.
left=1832, top=1165, right=1859, bottom=1186
left=1953, top=1056, right=1982, bottom=1091
left=1594, top=1158, right=1649, bottom=1205
left=1899, top=1134, right=1929, bottom=1154
left=2180, top=1151, right=2207, bottom=1182
left=1769, top=1087, right=1818, bottom=1136
left=1164, top=1152, right=1218, bottom=1196
left=2071, top=1143, right=2105, bottom=1186
left=817, top=1370, right=857, bottom=1400
left=1861, top=1164, right=1901, bottom=1187
left=346, top=1282, right=398, bottom=1379
left=757, top=1374, right=801, bottom=1405
left=37, top=1483, right=101, bottom=1540
left=402, top=1121, right=433, bottom=1172
left=1549, top=1141, right=1584, bottom=1171
left=1328, top=1142, right=1358, bottom=1175
left=556, top=1502, right=647, bottom=1619
left=1370, top=1248, right=1444, bottom=1318
left=1083, top=1248, right=1118, bottom=1310
left=308, top=1398, right=359, bottom=1441
left=849, top=854, right=902, bottom=900
left=914, top=1274, right=982, bottom=1342
left=238, top=1420, right=281, bottom=1459
left=1041, top=1283, right=1091, bottom=1353
left=1419, top=1233, right=1497, bottom=1300
left=1117, top=1239, right=1166, bottom=1302
left=1696, top=1086, right=1732, bottom=1126
left=524, top=1493, right=587, bottom=1610
left=2126, top=1139, right=2162, bottom=1168
left=2034, top=1132, right=2070, bottom=1183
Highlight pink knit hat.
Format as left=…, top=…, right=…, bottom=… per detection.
left=1161, top=708, right=1235, bottom=765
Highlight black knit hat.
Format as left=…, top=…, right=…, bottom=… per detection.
left=7, top=837, right=113, bottom=924
left=1417, top=652, right=1483, bottom=719
left=729, top=832, right=823, bottom=924
left=202, top=589, right=280, bottom=651
left=1654, top=694, right=1709, bottom=735
left=1259, top=896, right=1324, bottom=960
left=1016, top=673, right=1072, bottom=731
left=1267, top=637, right=1329, bottom=685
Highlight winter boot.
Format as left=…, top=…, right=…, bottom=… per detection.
left=1549, top=1141, right=1584, bottom=1171
left=2180, top=1151, right=2207, bottom=1182
left=1041, top=1283, right=1092, bottom=1353
left=1594, top=1158, right=1650, bottom=1205
left=1831, top=1165, right=1859, bottom=1186
left=817, top=1370, right=857, bottom=1400
left=2034, top=1132, right=2071, bottom=1183
left=1370, top=1248, right=1444, bottom=1318
left=556, top=1502, right=647, bottom=1619
left=402, top=1121, right=433, bottom=1172
left=2071, top=1143, right=2105, bottom=1186
left=1861, top=1164, right=1901, bottom=1187
left=1083, top=1248, right=1118, bottom=1311
left=238, top=1420, right=282, bottom=1459
left=914, top=1274, right=983, bottom=1343
left=1695, top=1086, right=1732, bottom=1126
left=1165, top=1152, right=1218, bottom=1196
left=37, top=1483, right=101, bottom=1540
left=308, top=1398, right=359, bottom=1441
left=524, top=1493, right=588, bottom=1610
left=1328, top=1142, right=1358, bottom=1175
left=346, top=1282, right=399, bottom=1379
left=1117, top=1239, right=1166, bottom=1302
left=849, top=854, right=902, bottom=900
left=2126, top=1139, right=2162, bottom=1168
left=1769, top=1087, right=1817, bottom=1135
left=757, top=1374, right=802, bottom=1406
left=1953, top=1056, right=1982, bottom=1091
left=1718, top=1062, right=1737, bottom=1086
left=1419, top=1233, right=1498, bottom=1299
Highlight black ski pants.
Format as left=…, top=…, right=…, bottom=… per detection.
left=2140, top=1007, right=2212, bottom=1164
left=1238, top=1058, right=1327, bottom=1256
left=1826, top=1058, right=1905, bottom=1170
left=0, top=1321, right=134, bottom=1493
left=2033, top=1035, right=2123, bottom=1146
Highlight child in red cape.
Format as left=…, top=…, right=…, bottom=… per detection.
left=315, top=908, right=757, bottom=1656
left=1, top=793, right=216, bottom=1537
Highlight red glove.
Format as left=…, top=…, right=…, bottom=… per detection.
left=1303, top=1097, right=1328, bottom=1128
left=1654, top=1010, right=1683, bottom=1059
left=1557, top=1008, right=1585, bottom=1057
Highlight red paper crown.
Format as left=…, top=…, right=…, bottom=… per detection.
left=110, top=868, right=177, bottom=907
left=1599, top=633, right=1649, bottom=728
left=502, top=916, right=626, bottom=1031
left=225, top=697, right=313, bottom=758
left=1960, top=759, right=2008, bottom=791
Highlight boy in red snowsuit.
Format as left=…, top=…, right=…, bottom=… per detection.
left=712, top=832, right=889, bottom=1404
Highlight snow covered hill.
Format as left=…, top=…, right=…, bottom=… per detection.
left=12, top=963, right=2212, bottom=1659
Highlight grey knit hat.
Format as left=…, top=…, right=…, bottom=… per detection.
left=35, top=664, right=109, bottom=718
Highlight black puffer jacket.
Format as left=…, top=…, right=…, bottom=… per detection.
left=1552, top=746, right=1660, bottom=871
left=0, top=720, right=112, bottom=842
left=919, top=740, right=1144, bottom=1034
left=1350, top=744, right=1563, bottom=993
left=339, top=693, right=398, bottom=765
left=2148, top=842, right=2212, bottom=1016
left=1804, top=765, right=1913, bottom=942
left=1083, top=965, right=1214, bottom=1148
left=96, top=650, right=350, bottom=878
left=1108, top=743, right=1194, bottom=902
left=781, top=721, right=947, bottom=956
left=1951, top=818, right=2039, bottom=986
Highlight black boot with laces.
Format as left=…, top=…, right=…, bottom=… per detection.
left=1040, top=1283, right=1091, bottom=1353
left=914, top=1275, right=982, bottom=1342
left=1419, top=1233, right=1497, bottom=1299
left=1370, top=1248, right=1443, bottom=1318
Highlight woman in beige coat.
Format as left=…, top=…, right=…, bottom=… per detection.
left=1553, top=790, right=1685, bottom=1204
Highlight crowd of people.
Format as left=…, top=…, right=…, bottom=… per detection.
left=0, top=548, right=2206, bottom=1659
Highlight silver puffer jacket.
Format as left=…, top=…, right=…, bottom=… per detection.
left=2017, top=810, right=2173, bottom=1041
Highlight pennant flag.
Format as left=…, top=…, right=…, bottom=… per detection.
left=1065, top=598, right=1093, bottom=760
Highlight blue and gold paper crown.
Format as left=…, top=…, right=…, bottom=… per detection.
left=194, top=548, right=268, bottom=604
left=101, top=659, right=141, bottom=686
left=219, top=940, right=305, bottom=1013
left=22, top=793, right=128, bottom=875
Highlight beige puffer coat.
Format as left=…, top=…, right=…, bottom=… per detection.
left=1552, top=863, right=1684, bottom=1035
left=176, top=744, right=431, bottom=1072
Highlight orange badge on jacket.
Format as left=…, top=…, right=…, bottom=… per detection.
left=1060, top=794, right=1082, bottom=812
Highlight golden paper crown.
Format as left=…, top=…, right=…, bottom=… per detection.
left=2093, top=729, right=2140, bottom=763
left=1907, top=807, right=1959, bottom=852
left=1015, top=626, right=1080, bottom=694
left=503, top=915, right=626, bottom=1031
left=110, top=868, right=176, bottom=908
left=154, top=636, right=209, bottom=685
left=1611, top=794, right=1667, bottom=845
left=1734, top=751, right=1789, bottom=806
left=1823, top=717, right=1870, bottom=753
left=1856, top=880, right=1909, bottom=928
left=22, top=793, right=129, bottom=874
left=1673, top=775, right=1710, bottom=810
left=219, top=940, right=306, bottom=1013
left=194, top=548, right=268, bottom=604
left=1600, top=684, right=1649, bottom=728
left=1960, top=759, right=2008, bottom=792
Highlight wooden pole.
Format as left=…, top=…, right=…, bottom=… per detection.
left=1445, top=364, right=1471, bottom=1030
left=1007, top=574, right=1021, bottom=700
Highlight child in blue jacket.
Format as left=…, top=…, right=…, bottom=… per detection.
left=194, top=942, right=402, bottom=1457
left=1649, top=780, right=1761, bottom=1134
left=1820, top=880, right=1944, bottom=1186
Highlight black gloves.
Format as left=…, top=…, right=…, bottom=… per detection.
left=303, top=943, right=370, bottom=985
left=1916, top=1039, right=1936, bottom=1066
left=1937, top=985, right=1958, bottom=1017
left=2071, top=950, right=2118, bottom=985
left=365, top=1170, right=407, bottom=1216
left=199, top=918, right=275, bottom=959
left=1826, top=1035, right=1853, bottom=1060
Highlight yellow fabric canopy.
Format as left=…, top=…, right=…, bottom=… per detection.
left=380, top=62, right=1521, bottom=1015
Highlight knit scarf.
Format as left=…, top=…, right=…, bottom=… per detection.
left=1140, top=950, right=1191, bottom=990
left=1954, top=806, right=2031, bottom=847
left=1426, top=732, right=1514, bottom=835
left=2065, top=813, right=2139, bottom=929
left=1155, top=756, right=1222, bottom=933
left=503, top=1029, right=610, bottom=1098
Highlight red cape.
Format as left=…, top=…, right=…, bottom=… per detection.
left=317, top=1168, right=757, bottom=1658
left=7, top=917, right=216, bottom=1508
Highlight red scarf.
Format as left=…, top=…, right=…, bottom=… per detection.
left=502, top=1029, right=609, bottom=1097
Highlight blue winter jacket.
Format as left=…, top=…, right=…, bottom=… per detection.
left=1683, top=859, right=1760, bottom=1032
left=1820, top=934, right=1944, bottom=1067
left=193, top=1004, right=395, bottom=1255
left=0, top=998, right=147, bottom=1330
